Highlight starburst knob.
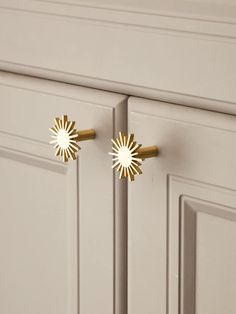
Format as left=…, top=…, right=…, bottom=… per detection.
left=49, top=115, right=95, bottom=162
left=109, top=132, right=158, bottom=181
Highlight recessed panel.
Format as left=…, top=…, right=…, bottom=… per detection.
left=170, top=180, right=236, bottom=314
left=180, top=198, right=236, bottom=314
left=0, top=153, right=71, bottom=314
left=0, top=72, right=127, bottom=314
left=129, top=98, right=236, bottom=314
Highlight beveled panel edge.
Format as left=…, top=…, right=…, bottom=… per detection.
left=179, top=195, right=236, bottom=314
left=0, top=129, right=79, bottom=314
left=2, top=65, right=236, bottom=116
left=167, top=174, right=236, bottom=314
left=0, top=130, right=66, bottom=166
left=0, top=71, right=127, bottom=109
left=128, top=97, right=236, bottom=133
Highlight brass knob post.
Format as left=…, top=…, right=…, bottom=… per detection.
left=77, top=129, right=96, bottom=141
left=137, top=146, right=158, bottom=160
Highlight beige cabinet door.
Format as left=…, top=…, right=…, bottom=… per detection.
left=128, top=97, right=236, bottom=314
left=0, top=72, right=127, bottom=314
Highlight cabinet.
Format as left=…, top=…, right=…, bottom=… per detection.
left=1, top=74, right=236, bottom=314
left=128, top=97, right=236, bottom=314
left=0, top=0, right=235, bottom=312
left=0, top=72, right=127, bottom=314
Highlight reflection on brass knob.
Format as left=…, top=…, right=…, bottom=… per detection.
left=109, top=132, right=158, bottom=181
left=49, top=114, right=95, bottom=162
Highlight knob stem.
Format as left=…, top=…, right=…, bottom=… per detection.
left=77, top=129, right=96, bottom=141
left=137, top=146, right=158, bottom=160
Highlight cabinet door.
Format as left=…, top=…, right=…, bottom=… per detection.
left=128, top=97, right=236, bottom=314
left=0, top=72, right=127, bottom=314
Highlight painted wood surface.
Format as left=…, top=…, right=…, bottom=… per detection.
left=128, top=96, right=236, bottom=314
left=0, top=0, right=235, bottom=111
left=0, top=72, right=127, bottom=314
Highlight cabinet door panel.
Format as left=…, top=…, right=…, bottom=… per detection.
left=0, top=72, right=127, bottom=314
left=128, top=97, right=236, bottom=314
left=170, top=177, right=236, bottom=314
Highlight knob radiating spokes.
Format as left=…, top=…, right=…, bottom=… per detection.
left=109, top=132, right=158, bottom=181
left=49, top=114, right=95, bottom=162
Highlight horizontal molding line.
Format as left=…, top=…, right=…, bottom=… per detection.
left=0, top=80, right=115, bottom=111
left=169, top=174, right=236, bottom=200
left=131, top=110, right=236, bottom=134
left=1, top=61, right=236, bottom=116
left=0, top=3, right=236, bottom=39
left=0, top=130, right=65, bottom=166
left=0, top=129, right=49, bottom=147
left=35, top=0, right=236, bottom=25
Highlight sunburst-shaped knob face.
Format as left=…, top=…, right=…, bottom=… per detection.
left=49, top=115, right=80, bottom=162
left=109, top=132, right=143, bottom=181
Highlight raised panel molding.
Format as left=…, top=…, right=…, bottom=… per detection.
left=128, top=97, right=236, bottom=314
left=2, top=0, right=236, bottom=24
left=0, top=131, right=63, bottom=164
left=0, top=72, right=128, bottom=314
left=0, top=132, right=78, bottom=314
left=168, top=175, right=236, bottom=314
left=0, top=1, right=236, bottom=111
left=180, top=197, right=236, bottom=314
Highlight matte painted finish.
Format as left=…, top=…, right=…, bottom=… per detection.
left=49, top=0, right=236, bottom=20
left=0, top=0, right=235, bottom=110
left=128, top=97, right=236, bottom=314
left=0, top=72, right=127, bottom=314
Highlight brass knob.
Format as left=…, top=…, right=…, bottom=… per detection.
left=49, top=114, right=95, bottom=162
left=109, top=132, right=158, bottom=181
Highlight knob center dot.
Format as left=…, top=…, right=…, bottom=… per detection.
left=118, top=146, right=132, bottom=168
left=57, top=129, right=70, bottom=149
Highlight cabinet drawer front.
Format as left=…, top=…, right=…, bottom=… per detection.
left=128, top=97, right=236, bottom=314
left=0, top=72, right=127, bottom=314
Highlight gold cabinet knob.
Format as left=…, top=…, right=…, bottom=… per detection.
left=109, top=132, right=158, bottom=181
left=49, top=114, right=95, bottom=162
